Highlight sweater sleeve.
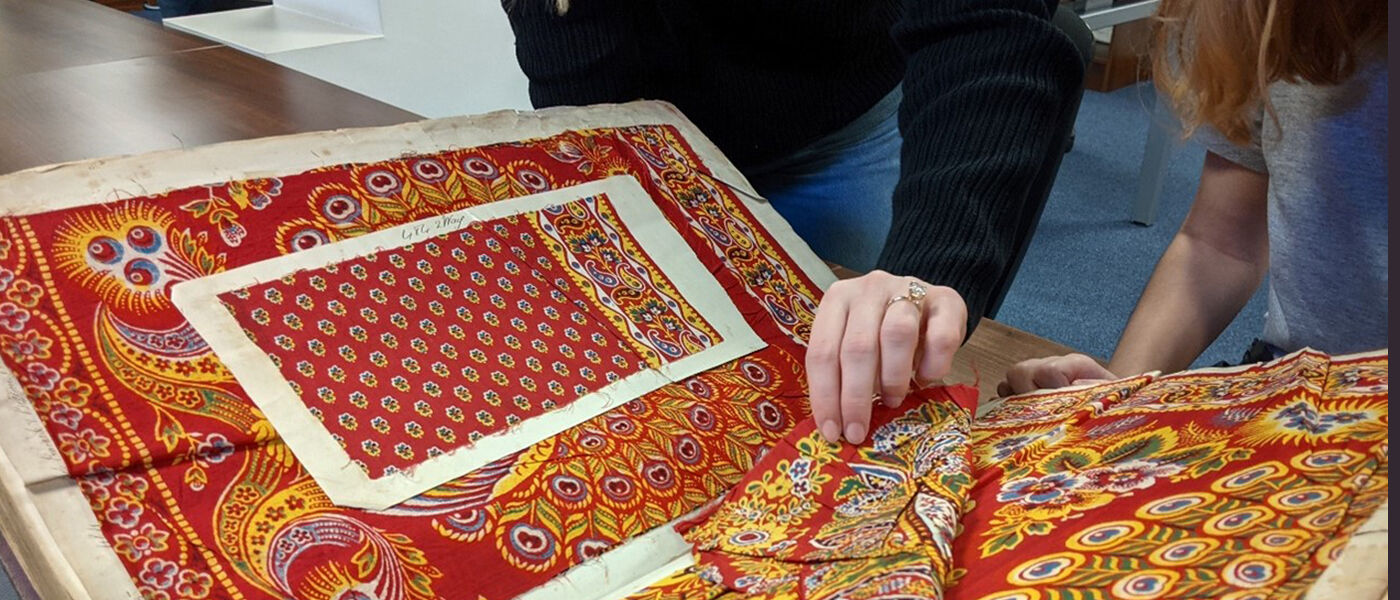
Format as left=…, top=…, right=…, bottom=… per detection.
left=501, top=0, right=649, bottom=108
left=879, top=0, right=1085, bottom=337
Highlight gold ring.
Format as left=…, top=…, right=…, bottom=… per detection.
left=884, top=280, right=927, bottom=310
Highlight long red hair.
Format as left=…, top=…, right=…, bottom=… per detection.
left=1153, top=0, right=1385, bottom=144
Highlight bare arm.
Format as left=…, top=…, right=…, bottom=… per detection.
left=1107, top=151, right=1270, bottom=375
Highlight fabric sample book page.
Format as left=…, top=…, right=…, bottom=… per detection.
left=174, top=176, right=764, bottom=509
left=0, top=99, right=1384, bottom=600
left=619, top=349, right=1388, bottom=600
left=0, top=101, right=837, bottom=600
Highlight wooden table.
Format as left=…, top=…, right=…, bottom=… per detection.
left=955, top=319, right=1074, bottom=401
left=0, top=0, right=211, bottom=78
left=0, top=0, right=418, bottom=176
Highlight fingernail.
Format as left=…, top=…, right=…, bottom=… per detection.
left=845, top=422, right=866, bottom=445
left=820, top=420, right=841, bottom=443
left=882, top=394, right=903, bottom=408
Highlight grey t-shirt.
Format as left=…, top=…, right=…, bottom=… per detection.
left=1195, top=54, right=1388, bottom=356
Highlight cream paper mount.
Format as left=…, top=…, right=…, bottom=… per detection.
left=172, top=175, right=765, bottom=510
left=0, top=100, right=834, bottom=600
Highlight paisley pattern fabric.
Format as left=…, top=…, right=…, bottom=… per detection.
left=680, top=386, right=977, bottom=600
left=952, top=349, right=1387, bottom=600
left=625, top=350, right=1387, bottom=600
left=618, top=386, right=977, bottom=600
left=219, top=194, right=720, bottom=478
left=0, top=125, right=823, bottom=600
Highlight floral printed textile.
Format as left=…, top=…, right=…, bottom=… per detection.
left=678, top=386, right=979, bottom=600
left=218, top=194, right=720, bottom=478
left=949, top=349, right=1388, bottom=600
left=626, top=350, right=1387, bottom=600
left=0, top=122, right=825, bottom=600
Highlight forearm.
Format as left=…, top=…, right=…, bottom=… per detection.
left=1108, top=152, right=1271, bottom=375
left=880, top=0, right=1084, bottom=336
left=1108, top=233, right=1268, bottom=375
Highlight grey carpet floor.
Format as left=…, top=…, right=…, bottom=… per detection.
left=995, top=82, right=1268, bottom=368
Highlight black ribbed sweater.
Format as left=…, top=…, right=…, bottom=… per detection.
left=504, top=0, right=1084, bottom=335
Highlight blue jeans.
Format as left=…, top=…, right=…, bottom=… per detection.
left=747, top=86, right=903, bottom=273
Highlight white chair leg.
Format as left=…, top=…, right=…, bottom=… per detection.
left=1132, top=91, right=1179, bottom=226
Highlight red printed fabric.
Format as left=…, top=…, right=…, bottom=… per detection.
left=219, top=194, right=719, bottom=477
left=0, top=124, right=826, bottom=600
left=674, top=386, right=979, bottom=600
left=625, top=351, right=1388, bottom=600
left=947, top=350, right=1388, bottom=600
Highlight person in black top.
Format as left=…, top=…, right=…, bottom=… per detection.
left=502, top=0, right=1085, bottom=444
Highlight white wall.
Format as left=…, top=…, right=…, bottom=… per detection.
left=262, top=0, right=533, bottom=118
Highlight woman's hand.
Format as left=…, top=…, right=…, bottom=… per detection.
left=806, top=271, right=967, bottom=444
left=996, top=354, right=1116, bottom=397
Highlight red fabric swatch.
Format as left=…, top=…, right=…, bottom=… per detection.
left=679, top=385, right=979, bottom=600
left=623, top=352, right=1388, bottom=600
left=947, top=350, right=1388, bottom=600
left=0, top=125, right=825, bottom=600
left=228, top=211, right=625, bottom=476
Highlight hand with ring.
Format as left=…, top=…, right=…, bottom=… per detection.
left=805, top=270, right=967, bottom=444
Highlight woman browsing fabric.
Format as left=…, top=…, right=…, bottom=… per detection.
left=998, top=0, right=1387, bottom=396
left=502, top=1, right=1083, bottom=280
left=502, top=1, right=1089, bottom=443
